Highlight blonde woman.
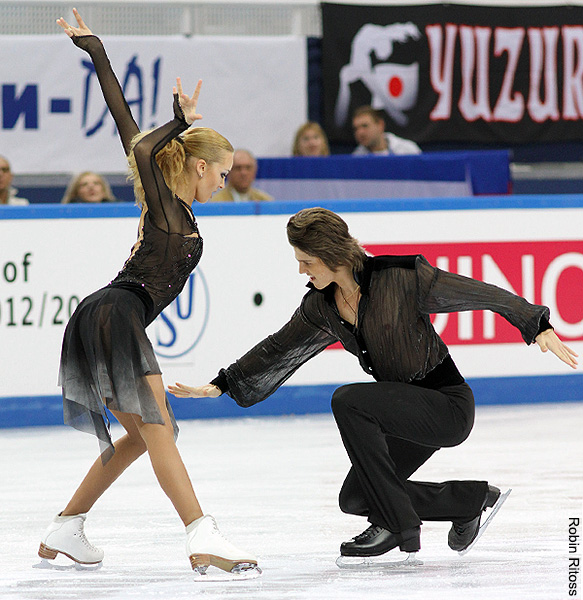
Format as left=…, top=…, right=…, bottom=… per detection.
left=38, top=9, right=259, bottom=577
left=61, top=171, right=116, bottom=203
left=292, top=122, right=330, bottom=156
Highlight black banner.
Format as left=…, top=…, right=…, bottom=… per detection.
left=322, top=2, right=583, bottom=145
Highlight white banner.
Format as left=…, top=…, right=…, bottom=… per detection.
left=1, top=202, right=582, bottom=399
left=0, top=35, right=307, bottom=174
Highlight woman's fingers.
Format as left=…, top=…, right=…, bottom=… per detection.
left=56, top=17, right=74, bottom=36
left=176, top=77, right=184, bottom=97
left=73, top=7, right=86, bottom=28
left=191, top=79, right=202, bottom=105
left=57, top=8, right=92, bottom=37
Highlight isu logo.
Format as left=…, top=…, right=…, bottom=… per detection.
left=151, top=269, right=210, bottom=359
left=365, top=241, right=583, bottom=345
left=335, top=22, right=421, bottom=128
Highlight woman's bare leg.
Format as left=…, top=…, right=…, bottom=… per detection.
left=61, top=410, right=147, bottom=516
left=62, top=374, right=202, bottom=525
left=133, top=374, right=203, bottom=526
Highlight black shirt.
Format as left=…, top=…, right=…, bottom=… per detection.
left=212, top=254, right=551, bottom=406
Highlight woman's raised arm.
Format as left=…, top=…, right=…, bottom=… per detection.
left=57, top=8, right=139, bottom=156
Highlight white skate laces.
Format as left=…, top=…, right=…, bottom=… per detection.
left=185, top=515, right=259, bottom=575
left=38, top=513, right=104, bottom=565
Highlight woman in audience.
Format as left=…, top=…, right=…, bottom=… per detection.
left=61, top=171, right=116, bottom=203
left=292, top=122, right=330, bottom=157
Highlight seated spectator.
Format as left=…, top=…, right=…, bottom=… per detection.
left=211, top=149, right=273, bottom=202
left=352, top=106, right=421, bottom=156
left=0, top=155, right=29, bottom=205
left=61, top=171, right=117, bottom=203
left=292, top=122, right=330, bottom=157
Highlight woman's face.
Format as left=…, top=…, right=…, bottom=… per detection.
left=294, top=247, right=336, bottom=289
left=297, top=128, right=326, bottom=156
left=77, top=173, right=107, bottom=203
left=195, top=152, right=233, bottom=203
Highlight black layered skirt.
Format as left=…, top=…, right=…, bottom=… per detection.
left=59, top=286, right=178, bottom=461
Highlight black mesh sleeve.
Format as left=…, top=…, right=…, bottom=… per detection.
left=218, top=303, right=338, bottom=407
left=131, top=95, right=191, bottom=232
left=71, top=35, right=192, bottom=233
left=70, top=35, right=139, bottom=156
left=416, top=255, right=550, bottom=345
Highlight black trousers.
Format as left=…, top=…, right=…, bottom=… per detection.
left=331, top=381, right=489, bottom=534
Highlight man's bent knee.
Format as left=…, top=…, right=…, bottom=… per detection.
left=331, top=383, right=364, bottom=416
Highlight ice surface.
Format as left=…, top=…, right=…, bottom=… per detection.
left=1, top=402, right=581, bottom=600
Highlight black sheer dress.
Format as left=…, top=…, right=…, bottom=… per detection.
left=58, top=36, right=203, bottom=461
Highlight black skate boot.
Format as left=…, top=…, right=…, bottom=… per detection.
left=340, top=524, right=420, bottom=557
left=448, top=485, right=502, bottom=552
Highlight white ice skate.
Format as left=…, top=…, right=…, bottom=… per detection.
left=37, top=513, right=104, bottom=569
left=186, top=515, right=261, bottom=580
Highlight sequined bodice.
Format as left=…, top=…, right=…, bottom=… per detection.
left=111, top=207, right=203, bottom=324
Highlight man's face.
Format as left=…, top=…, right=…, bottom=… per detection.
left=227, top=151, right=257, bottom=194
left=352, top=114, right=385, bottom=150
left=0, top=158, right=13, bottom=194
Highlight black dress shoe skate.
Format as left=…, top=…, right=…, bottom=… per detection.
left=340, top=524, right=420, bottom=557
left=448, top=485, right=501, bottom=552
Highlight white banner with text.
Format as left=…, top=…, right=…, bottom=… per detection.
left=1, top=35, right=307, bottom=174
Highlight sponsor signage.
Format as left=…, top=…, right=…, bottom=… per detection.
left=0, top=36, right=306, bottom=174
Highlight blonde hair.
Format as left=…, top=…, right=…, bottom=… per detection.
left=127, top=127, right=233, bottom=208
left=61, top=171, right=115, bottom=204
left=287, top=207, right=367, bottom=272
left=292, top=122, right=330, bottom=156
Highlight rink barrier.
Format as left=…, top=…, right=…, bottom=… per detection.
left=4, top=192, right=583, bottom=220
left=1, top=374, right=582, bottom=429
left=1, top=194, right=582, bottom=429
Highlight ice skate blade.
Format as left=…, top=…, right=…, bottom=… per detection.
left=192, top=564, right=262, bottom=582
left=336, top=553, right=423, bottom=570
left=458, top=488, right=512, bottom=556
left=33, top=558, right=102, bottom=571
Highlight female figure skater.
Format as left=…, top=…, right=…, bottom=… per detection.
left=170, top=207, right=577, bottom=563
left=39, top=9, right=258, bottom=576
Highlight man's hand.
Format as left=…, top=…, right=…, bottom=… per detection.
left=535, top=329, right=578, bottom=369
left=167, top=382, right=221, bottom=398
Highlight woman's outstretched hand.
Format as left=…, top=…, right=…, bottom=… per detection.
left=57, top=7, right=93, bottom=37
left=173, top=77, right=203, bottom=125
left=535, top=329, right=578, bottom=369
left=168, top=382, right=221, bottom=398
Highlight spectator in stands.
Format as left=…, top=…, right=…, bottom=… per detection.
left=62, top=171, right=117, bottom=203
left=0, top=155, right=29, bottom=205
left=210, top=149, right=273, bottom=202
left=352, top=106, right=421, bottom=156
left=292, top=122, right=330, bottom=157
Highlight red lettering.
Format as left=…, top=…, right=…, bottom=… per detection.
left=427, top=23, right=583, bottom=123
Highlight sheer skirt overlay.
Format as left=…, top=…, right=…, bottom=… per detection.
left=59, top=288, right=179, bottom=461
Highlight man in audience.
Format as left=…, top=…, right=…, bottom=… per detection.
left=352, top=106, right=421, bottom=156
left=0, top=155, right=29, bottom=205
left=211, top=149, right=273, bottom=202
